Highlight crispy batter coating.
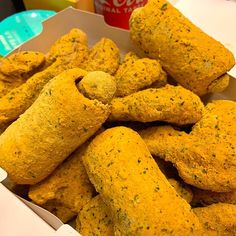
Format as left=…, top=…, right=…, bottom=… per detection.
left=76, top=195, right=114, bottom=236
left=115, top=52, right=166, bottom=97
left=168, top=179, right=193, bottom=203
left=83, top=127, right=202, bottom=235
left=46, top=28, right=89, bottom=66
left=140, top=100, right=236, bottom=192
left=109, top=85, right=204, bottom=125
left=0, top=30, right=90, bottom=132
left=82, top=38, right=120, bottom=75
left=207, top=74, right=230, bottom=93
left=29, top=143, right=94, bottom=222
left=0, top=51, right=45, bottom=97
left=0, top=60, right=74, bottom=133
left=0, top=68, right=112, bottom=184
left=192, top=188, right=236, bottom=206
left=77, top=71, right=117, bottom=104
left=193, top=203, right=236, bottom=235
left=130, top=0, right=235, bottom=96
left=42, top=203, right=75, bottom=223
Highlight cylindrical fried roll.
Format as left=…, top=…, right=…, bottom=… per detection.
left=130, top=0, right=235, bottom=95
left=76, top=195, right=114, bottom=236
left=109, top=85, right=204, bottom=125
left=83, top=127, right=202, bottom=235
left=29, top=143, right=95, bottom=222
left=0, top=68, right=112, bottom=184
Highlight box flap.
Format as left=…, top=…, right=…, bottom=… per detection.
left=0, top=167, right=7, bottom=182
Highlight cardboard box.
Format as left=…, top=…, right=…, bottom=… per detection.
left=0, top=2, right=236, bottom=235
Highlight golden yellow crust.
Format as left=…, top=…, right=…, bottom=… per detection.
left=115, top=52, right=166, bottom=97
left=83, top=127, right=202, bottom=235
left=46, top=28, right=89, bottom=66
left=168, top=178, right=193, bottom=203
left=82, top=38, right=120, bottom=75
left=130, top=0, right=235, bottom=95
left=0, top=51, right=45, bottom=97
left=76, top=195, right=114, bottom=236
left=29, top=143, right=94, bottom=222
left=194, top=203, right=236, bottom=236
left=109, top=85, right=204, bottom=125
left=140, top=100, right=236, bottom=192
left=78, top=71, right=117, bottom=104
left=0, top=68, right=111, bottom=184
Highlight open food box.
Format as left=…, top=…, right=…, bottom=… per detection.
left=0, top=1, right=236, bottom=235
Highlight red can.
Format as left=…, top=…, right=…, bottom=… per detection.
left=94, top=0, right=148, bottom=29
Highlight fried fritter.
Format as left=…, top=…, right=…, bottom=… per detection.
left=168, top=179, right=193, bottom=203
left=191, top=188, right=236, bottom=206
left=193, top=203, right=236, bottom=235
left=140, top=101, right=236, bottom=192
left=0, top=51, right=45, bottom=97
left=0, top=68, right=114, bottom=184
left=76, top=195, right=114, bottom=236
left=81, top=37, right=120, bottom=75
left=83, top=127, right=202, bottom=235
left=77, top=71, right=117, bottom=104
left=109, top=85, right=204, bottom=125
left=46, top=28, right=89, bottom=66
left=29, top=143, right=95, bottom=222
left=0, top=30, right=90, bottom=133
left=130, top=0, right=235, bottom=96
left=115, top=52, right=166, bottom=97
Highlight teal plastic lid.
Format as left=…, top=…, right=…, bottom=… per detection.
left=0, top=10, right=56, bottom=56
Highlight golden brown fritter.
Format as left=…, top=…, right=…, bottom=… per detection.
left=193, top=203, right=236, bottom=236
left=0, top=51, right=45, bottom=97
left=46, top=28, right=89, bottom=66
left=0, top=60, right=74, bottom=133
left=140, top=100, right=236, bottom=192
left=109, top=85, right=204, bottom=125
left=29, top=143, right=95, bottom=222
left=191, top=188, right=236, bottom=206
left=115, top=52, right=166, bottom=97
left=81, top=37, right=120, bottom=75
left=77, top=71, right=117, bottom=104
left=130, top=0, right=235, bottom=96
left=168, top=179, right=193, bottom=203
left=76, top=195, right=114, bottom=236
left=83, top=126, right=202, bottom=235
left=42, top=203, right=76, bottom=223
left=0, top=30, right=90, bottom=133
left=0, top=68, right=114, bottom=184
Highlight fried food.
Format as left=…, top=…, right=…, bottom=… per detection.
left=115, top=52, right=166, bottom=97
left=193, top=203, right=236, bottom=235
left=78, top=71, right=117, bottom=104
left=46, top=28, right=89, bottom=66
left=0, top=68, right=114, bottom=184
left=0, top=29, right=90, bottom=132
left=42, top=203, right=75, bottom=223
left=82, top=37, right=120, bottom=75
left=109, top=85, right=204, bottom=125
left=140, top=100, right=236, bottom=192
left=0, top=60, right=73, bottom=133
left=29, top=143, right=95, bottom=222
left=76, top=195, right=114, bottom=236
left=191, top=188, right=236, bottom=206
left=0, top=51, right=45, bottom=97
left=168, top=179, right=193, bottom=203
left=130, top=0, right=235, bottom=96
left=83, top=126, right=202, bottom=235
